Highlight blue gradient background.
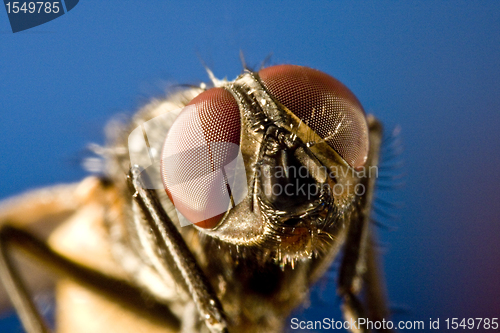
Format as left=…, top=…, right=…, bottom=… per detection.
left=1, top=1, right=499, bottom=332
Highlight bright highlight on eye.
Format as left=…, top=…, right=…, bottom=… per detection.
left=161, top=88, right=241, bottom=229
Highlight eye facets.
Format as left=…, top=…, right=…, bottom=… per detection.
left=259, top=65, right=369, bottom=169
left=161, top=65, right=370, bottom=229
left=161, top=88, right=241, bottom=229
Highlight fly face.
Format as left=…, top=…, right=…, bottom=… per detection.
left=158, top=65, right=369, bottom=264
left=0, top=63, right=390, bottom=333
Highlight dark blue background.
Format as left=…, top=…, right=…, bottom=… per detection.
left=1, top=1, right=499, bottom=332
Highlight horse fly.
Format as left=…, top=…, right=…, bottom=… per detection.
left=0, top=64, right=392, bottom=333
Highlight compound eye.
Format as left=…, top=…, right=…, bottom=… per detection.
left=259, top=65, right=369, bottom=169
left=160, top=88, right=241, bottom=229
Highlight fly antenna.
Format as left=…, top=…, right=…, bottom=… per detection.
left=239, top=50, right=248, bottom=71
left=259, top=52, right=273, bottom=70
left=204, top=65, right=224, bottom=87
left=197, top=53, right=225, bottom=87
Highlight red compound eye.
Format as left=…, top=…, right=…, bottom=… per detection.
left=259, top=65, right=369, bottom=169
left=160, top=88, right=241, bottom=229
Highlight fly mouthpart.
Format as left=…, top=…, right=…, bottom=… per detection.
left=257, top=125, right=331, bottom=217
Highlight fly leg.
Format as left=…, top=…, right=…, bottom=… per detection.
left=338, top=226, right=393, bottom=333
left=128, top=166, right=228, bottom=333
left=364, top=232, right=392, bottom=329
left=0, top=226, right=49, bottom=333
left=338, top=208, right=371, bottom=333
left=338, top=116, right=392, bottom=333
left=0, top=177, right=180, bottom=333
left=0, top=224, right=180, bottom=333
left=0, top=179, right=100, bottom=333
